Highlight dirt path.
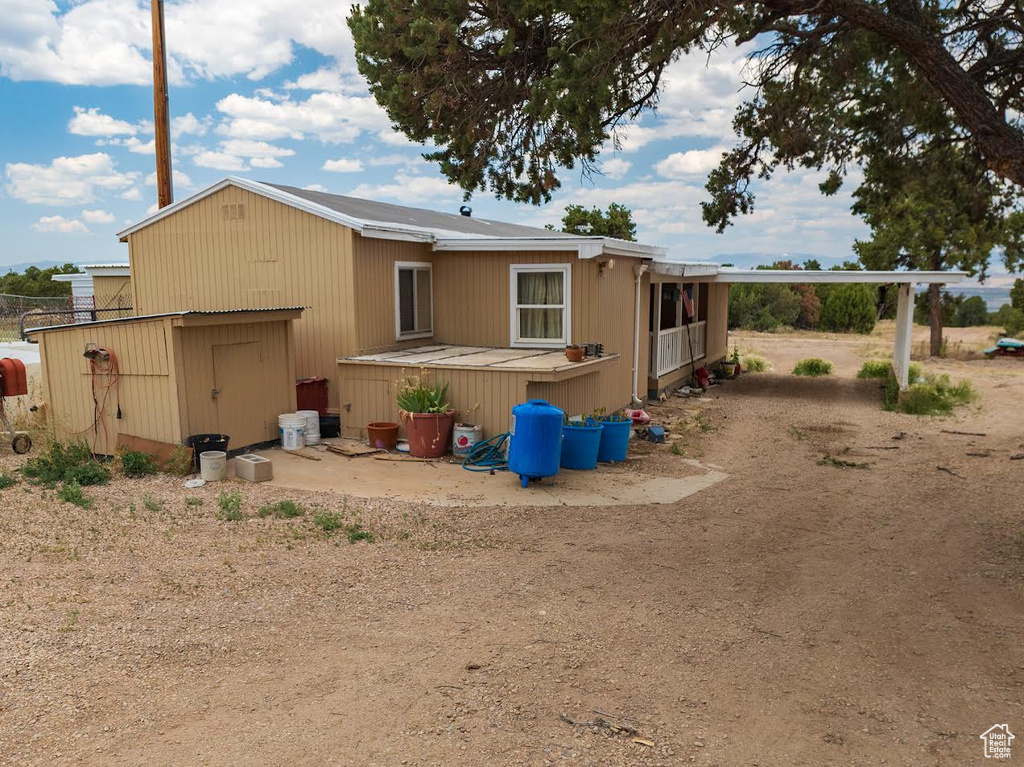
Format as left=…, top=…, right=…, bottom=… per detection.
left=2, top=339, right=1022, bottom=766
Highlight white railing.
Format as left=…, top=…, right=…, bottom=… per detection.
left=649, top=321, right=706, bottom=378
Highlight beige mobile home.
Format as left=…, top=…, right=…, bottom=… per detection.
left=107, top=178, right=728, bottom=440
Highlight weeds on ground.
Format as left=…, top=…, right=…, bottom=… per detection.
left=788, top=426, right=808, bottom=441
left=59, top=609, right=80, bottom=633
left=313, top=511, right=342, bottom=534
left=859, top=359, right=923, bottom=382
left=741, top=354, right=771, bottom=372
left=818, top=449, right=870, bottom=469
left=163, top=445, right=193, bottom=477
left=258, top=499, right=306, bottom=519
left=184, top=496, right=204, bottom=507
left=670, top=442, right=682, bottom=456
left=142, top=494, right=164, bottom=512
left=883, top=370, right=977, bottom=415
left=694, top=413, right=714, bottom=432
left=23, top=440, right=110, bottom=487
left=792, top=358, right=834, bottom=377
left=345, top=522, right=374, bottom=544
left=119, top=450, right=159, bottom=478
left=0, top=472, right=17, bottom=490
left=57, top=480, right=94, bottom=509
left=218, top=489, right=244, bottom=521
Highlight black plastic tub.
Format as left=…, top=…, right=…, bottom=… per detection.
left=187, top=434, right=230, bottom=471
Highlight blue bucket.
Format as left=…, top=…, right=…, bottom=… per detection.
left=596, top=418, right=631, bottom=462
left=560, top=420, right=603, bottom=470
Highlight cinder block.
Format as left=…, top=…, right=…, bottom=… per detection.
left=235, top=454, right=273, bottom=483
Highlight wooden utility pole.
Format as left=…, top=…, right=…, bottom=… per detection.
left=151, top=0, right=173, bottom=208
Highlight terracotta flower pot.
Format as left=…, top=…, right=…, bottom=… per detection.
left=367, top=421, right=399, bottom=450
left=403, top=411, right=455, bottom=458
left=565, top=345, right=585, bottom=363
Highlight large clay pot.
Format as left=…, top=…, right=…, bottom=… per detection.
left=403, top=411, right=455, bottom=458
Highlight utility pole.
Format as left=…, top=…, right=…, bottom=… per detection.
left=151, top=0, right=173, bottom=208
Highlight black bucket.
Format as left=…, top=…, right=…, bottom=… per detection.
left=187, top=434, right=230, bottom=471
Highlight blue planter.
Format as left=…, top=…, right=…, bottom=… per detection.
left=596, top=418, right=631, bottom=462
left=560, top=421, right=603, bottom=470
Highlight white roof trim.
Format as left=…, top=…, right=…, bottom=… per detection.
left=115, top=177, right=667, bottom=259
left=709, top=268, right=967, bottom=284
left=652, top=261, right=720, bottom=277
left=84, top=265, right=130, bottom=277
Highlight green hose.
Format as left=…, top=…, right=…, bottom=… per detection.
left=461, top=432, right=511, bottom=472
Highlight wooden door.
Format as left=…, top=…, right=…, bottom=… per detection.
left=212, top=342, right=266, bottom=448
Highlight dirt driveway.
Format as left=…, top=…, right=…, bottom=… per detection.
left=2, top=336, right=1022, bottom=766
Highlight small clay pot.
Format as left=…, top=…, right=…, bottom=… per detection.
left=366, top=421, right=399, bottom=450
left=565, top=345, right=586, bottom=363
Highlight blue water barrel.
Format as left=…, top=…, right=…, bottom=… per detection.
left=508, top=399, right=564, bottom=487
left=561, top=420, right=603, bottom=470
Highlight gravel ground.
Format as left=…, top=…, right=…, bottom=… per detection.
left=1, top=331, right=1022, bottom=766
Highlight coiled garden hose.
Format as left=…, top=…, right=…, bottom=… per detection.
left=461, top=432, right=511, bottom=472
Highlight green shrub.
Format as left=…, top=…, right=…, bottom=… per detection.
left=0, top=472, right=17, bottom=490
left=345, top=522, right=375, bottom=544
left=119, top=450, right=159, bottom=478
left=792, top=358, right=834, bottom=377
left=184, top=496, right=204, bottom=507
left=258, top=499, right=306, bottom=519
left=953, top=295, right=988, bottom=327
left=163, top=445, right=194, bottom=477
left=883, top=369, right=977, bottom=415
left=989, top=303, right=1024, bottom=336
left=728, top=283, right=800, bottom=331
left=142, top=494, right=164, bottom=512
left=741, top=354, right=771, bottom=373
left=857, top=359, right=891, bottom=379
left=218, top=489, right=244, bottom=521
left=23, top=441, right=109, bottom=486
left=819, top=283, right=877, bottom=334
left=313, top=511, right=342, bottom=534
left=57, top=480, right=93, bottom=509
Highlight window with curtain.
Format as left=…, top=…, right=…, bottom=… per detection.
left=394, top=262, right=432, bottom=339
left=510, top=264, right=571, bottom=347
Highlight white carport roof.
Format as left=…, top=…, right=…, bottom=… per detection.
left=650, top=262, right=967, bottom=284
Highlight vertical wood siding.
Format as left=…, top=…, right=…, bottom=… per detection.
left=91, top=275, right=133, bottom=310
left=37, top=318, right=182, bottom=455
left=127, top=186, right=356, bottom=409
left=178, top=320, right=296, bottom=447
left=704, top=283, right=729, bottom=362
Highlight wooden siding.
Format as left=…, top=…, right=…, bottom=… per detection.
left=704, top=283, right=729, bottom=362
left=37, top=318, right=182, bottom=455
left=177, top=320, right=297, bottom=448
left=92, top=275, right=132, bottom=310
left=127, top=186, right=356, bottom=409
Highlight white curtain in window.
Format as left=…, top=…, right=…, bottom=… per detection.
left=517, top=271, right=564, bottom=339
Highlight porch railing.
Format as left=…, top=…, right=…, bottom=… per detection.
left=649, top=320, right=706, bottom=378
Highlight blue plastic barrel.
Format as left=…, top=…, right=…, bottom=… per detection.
left=508, top=399, right=565, bottom=487
left=561, top=420, right=603, bottom=470
left=596, top=417, right=631, bottom=462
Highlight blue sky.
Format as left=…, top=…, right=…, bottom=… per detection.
left=0, top=0, right=1010, bottom=286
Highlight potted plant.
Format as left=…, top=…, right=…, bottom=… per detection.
left=565, top=344, right=586, bottom=363
left=593, top=410, right=631, bottom=463
left=721, top=347, right=740, bottom=378
left=396, top=374, right=455, bottom=458
left=731, top=346, right=742, bottom=374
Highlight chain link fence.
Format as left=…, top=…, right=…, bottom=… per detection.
left=1, top=293, right=134, bottom=341
left=0, top=294, right=72, bottom=342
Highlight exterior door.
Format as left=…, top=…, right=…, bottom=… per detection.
left=212, top=342, right=266, bottom=448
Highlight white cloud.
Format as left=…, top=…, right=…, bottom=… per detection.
left=303, top=183, right=328, bottom=192
left=5, top=152, right=137, bottom=205
left=68, top=106, right=137, bottom=137
left=250, top=157, right=282, bottom=168
left=171, top=112, right=208, bottom=138
left=0, top=0, right=358, bottom=86
left=145, top=169, right=193, bottom=188
left=322, top=158, right=363, bottom=173
left=80, top=208, right=116, bottom=224
left=284, top=67, right=360, bottom=93
left=215, top=90, right=392, bottom=144
left=32, top=215, right=89, bottom=233
left=193, top=150, right=249, bottom=171
left=120, top=187, right=143, bottom=201
left=655, top=146, right=730, bottom=178
left=601, top=158, right=632, bottom=180
left=190, top=138, right=294, bottom=171
left=350, top=172, right=463, bottom=205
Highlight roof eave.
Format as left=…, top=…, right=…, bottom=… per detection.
left=432, top=236, right=665, bottom=259
left=710, top=269, right=969, bottom=284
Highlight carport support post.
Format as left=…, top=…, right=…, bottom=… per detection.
left=893, top=282, right=914, bottom=389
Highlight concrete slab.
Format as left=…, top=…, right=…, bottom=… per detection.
left=245, top=441, right=728, bottom=508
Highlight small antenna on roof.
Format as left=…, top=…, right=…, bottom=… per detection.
left=459, top=205, right=472, bottom=217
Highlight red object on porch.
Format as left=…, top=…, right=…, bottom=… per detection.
left=0, top=358, right=28, bottom=397
left=296, top=376, right=328, bottom=416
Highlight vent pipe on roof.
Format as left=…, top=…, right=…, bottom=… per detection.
left=459, top=205, right=472, bottom=217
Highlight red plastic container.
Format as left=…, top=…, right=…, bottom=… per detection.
left=296, top=376, right=328, bottom=416
left=0, top=358, right=28, bottom=397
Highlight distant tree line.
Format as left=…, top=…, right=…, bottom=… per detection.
left=0, top=264, right=80, bottom=298
left=729, top=264, right=1024, bottom=338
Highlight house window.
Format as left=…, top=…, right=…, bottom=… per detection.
left=394, top=262, right=433, bottom=340
left=510, top=264, right=571, bottom=347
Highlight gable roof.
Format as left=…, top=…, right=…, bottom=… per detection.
left=116, top=177, right=667, bottom=260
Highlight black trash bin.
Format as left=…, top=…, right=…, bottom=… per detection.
left=187, top=434, right=230, bottom=472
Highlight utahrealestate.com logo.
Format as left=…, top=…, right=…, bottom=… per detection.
left=980, top=725, right=1014, bottom=759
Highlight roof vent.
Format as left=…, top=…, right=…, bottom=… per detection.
left=459, top=205, right=472, bottom=217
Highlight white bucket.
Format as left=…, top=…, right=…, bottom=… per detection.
left=278, top=413, right=306, bottom=451
left=452, top=423, right=483, bottom=456
left=297, top=409, right=320, bottom=446
left=199, top=450, right=227, bottom=482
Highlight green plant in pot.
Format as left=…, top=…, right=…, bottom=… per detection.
left=396, top=373, right=455, bottom=458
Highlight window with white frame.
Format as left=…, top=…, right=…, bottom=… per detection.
left=510, top=264, right=571, bottom=347
left=394, top=262, right=433, bottom=340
